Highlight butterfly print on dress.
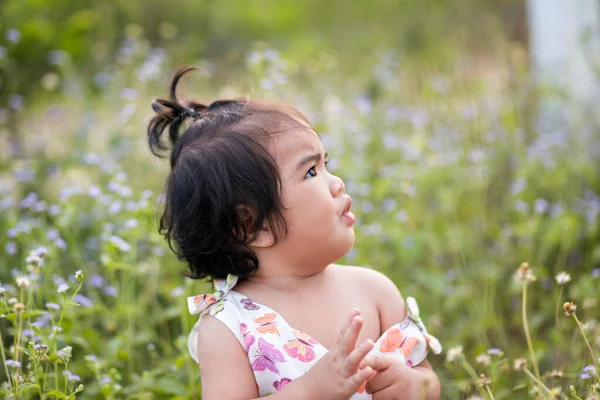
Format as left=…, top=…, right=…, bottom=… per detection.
left=251, top=338, right=287, bottom=374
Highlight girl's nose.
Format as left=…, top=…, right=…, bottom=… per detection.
left=331, top=177, right=345, bottom=197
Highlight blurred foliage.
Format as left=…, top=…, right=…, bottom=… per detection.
left=1, top=0, right=600, bottom=399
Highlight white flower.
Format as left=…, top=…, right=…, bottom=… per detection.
left=513, top=358, right=527, bottom=370
left=109, top=235, right=131, bottom=252
left=515, top=262, right=536, bottom=282
left=15, top=276, right=30, bottom=288
left=74, top=270, right=83, bottom=281
left=446, top=345, right=463, bottom=362
left=476, top=353, right=491, bottom=366
left=555, top=272, right=571, bottom=285
left=6, top=359, right=21, bottom=368
left=57, top=283, right=69, bottom=294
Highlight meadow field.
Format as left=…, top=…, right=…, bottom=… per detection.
left=1, top=1, right=599, bottom=398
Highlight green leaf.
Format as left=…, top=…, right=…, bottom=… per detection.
left=46, top=390, right=67, bottom=399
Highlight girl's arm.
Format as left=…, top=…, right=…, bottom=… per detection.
left=348, top=266, right=442, bottom=399
left=196, top=315, right=313, bottom=399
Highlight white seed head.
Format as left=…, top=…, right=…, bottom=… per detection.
left=15, top=276, right=30, bottom=288
left=555, top=272, right=571, bottom=285
left=445, top=345, right=463, bottom=362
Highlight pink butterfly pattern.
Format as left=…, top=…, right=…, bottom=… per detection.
left=251, top=338, right=287, bottom=374
left=273, top=378, right=292, bottom=391
left=240, top=323, right=256, bottom=351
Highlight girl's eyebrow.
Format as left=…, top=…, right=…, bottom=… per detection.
left=295, top=151, right=328, bottom=172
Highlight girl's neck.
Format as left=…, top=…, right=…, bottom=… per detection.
left=238, top=265, right=330, bottom=296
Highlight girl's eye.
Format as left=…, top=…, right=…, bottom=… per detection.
left=304, top=159, right=329, bottom=179
left=305, top=166, right=317, bottom=178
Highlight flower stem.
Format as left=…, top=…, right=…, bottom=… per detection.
left=484, top=385, right=496, bottom=400
left=522, top=281, right=541, bottom=380
left=0, top=326, right=11, bottom=389
left=572, top=313, right=600, bottom=384
left=460, top=358, right=488, bottom=398
left=523, top=367, right=553, bottom=400
left=15, top=286, right=25, bottom=365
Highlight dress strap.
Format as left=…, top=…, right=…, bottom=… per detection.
left=405, top=297, right=442, bottom=354
left=187, top=274, right=239, bottom=315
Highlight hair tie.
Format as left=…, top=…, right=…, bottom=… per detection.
left=185, top=108, right=199, bottom=118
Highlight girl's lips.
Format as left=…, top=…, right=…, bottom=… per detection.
left=342, top=211, right=356, bottom=224
left=342, top=196, right=352, bottom=215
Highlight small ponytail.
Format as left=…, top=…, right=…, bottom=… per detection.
left=147, top=65, right=208, bottom=162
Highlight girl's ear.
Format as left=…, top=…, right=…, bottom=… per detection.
left=249, top=223, right=275, bottom=248
left=235, top=205, right=275, bottom=248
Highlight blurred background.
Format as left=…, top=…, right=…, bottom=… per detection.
left=1, top=0, right=599, bottom=399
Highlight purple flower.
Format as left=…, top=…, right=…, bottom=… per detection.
left=73, top=294, right=93, bottom=307
left=45, top=302, right=60, bottom=310
left=104, top=286, right=117, bottom=297
left=62, top=370, right=81, bottom=382
left=592, top=269, right=600, bottom=279
left=89, top=274, right=104, bottom=288
left=487, top=348, right=503, bottom=355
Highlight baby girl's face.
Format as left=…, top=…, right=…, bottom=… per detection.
left=269, top=125, right=355, bottom=268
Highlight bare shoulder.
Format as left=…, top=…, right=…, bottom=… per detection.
left=330, top=264, right=407, bottom=330
left=196, top=315, right=257, bottom=399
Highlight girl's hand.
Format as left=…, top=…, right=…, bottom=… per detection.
left=364, top=355, right=437, bottom=400
left=303, top=309, right=376, bottom=400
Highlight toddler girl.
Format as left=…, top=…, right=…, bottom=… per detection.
left=148, top=66, right=442, bottom=399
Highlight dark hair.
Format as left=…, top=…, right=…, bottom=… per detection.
left=147, top=65, right=311, bottom=280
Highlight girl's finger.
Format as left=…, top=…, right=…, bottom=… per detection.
left=339, top=315, right=363, bottom=357
left=341, top=339, right=374, bottom=376
left=348, top=365, right=375, bottom=391
left=336, top=308, right=360, bottom=346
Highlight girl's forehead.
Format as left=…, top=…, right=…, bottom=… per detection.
left=271, top=128, right=323, bottom=167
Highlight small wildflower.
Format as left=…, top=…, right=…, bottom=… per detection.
left=75, top=269, right=83, bottom=281
left=513, top=358, right=527, bottom=370
left=13, top=302, right=26, bottom=312
left=45, top=302, right=60, bottom=310
left=445, top=345, right=463, bottom=362
left=549, top=387, right=561, bottom=398
left=477, top=373, right=492, bottom=387
left=31, top=247, right=48, bottom=258
left=475, top=353, right=491, bottom=366
left=26, top=255, right=43, bottom=267
left=16, top=276, right=31, bottom=288
left=548, top=369, right=564, bottom=378
left=515, top=262, right=536, bottom=282
left=33, top=343, right=48, bottom=353
left=104, top=286, right=118, bottom=297
left=89, top=274, right=105, bottom=288
left=62, top=370, right=81, bottom=382
left=0, top=286, right=5, bottom=297
left=57, top=283, right=69, bottom=294
left=563, top=301, right=577, bottom=316
left=487, top=348, right=504, bottom=356
left=73, top=294, right=93, bottom=307
left=555, top=271, right=571, bottom=285
left=57, top=345, right=72, bottom=360
left=6, top=359, right=21, bottom=368
left=582, top=365, right=597, bottom=375
left=109, top=235, right=131, bottom=252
